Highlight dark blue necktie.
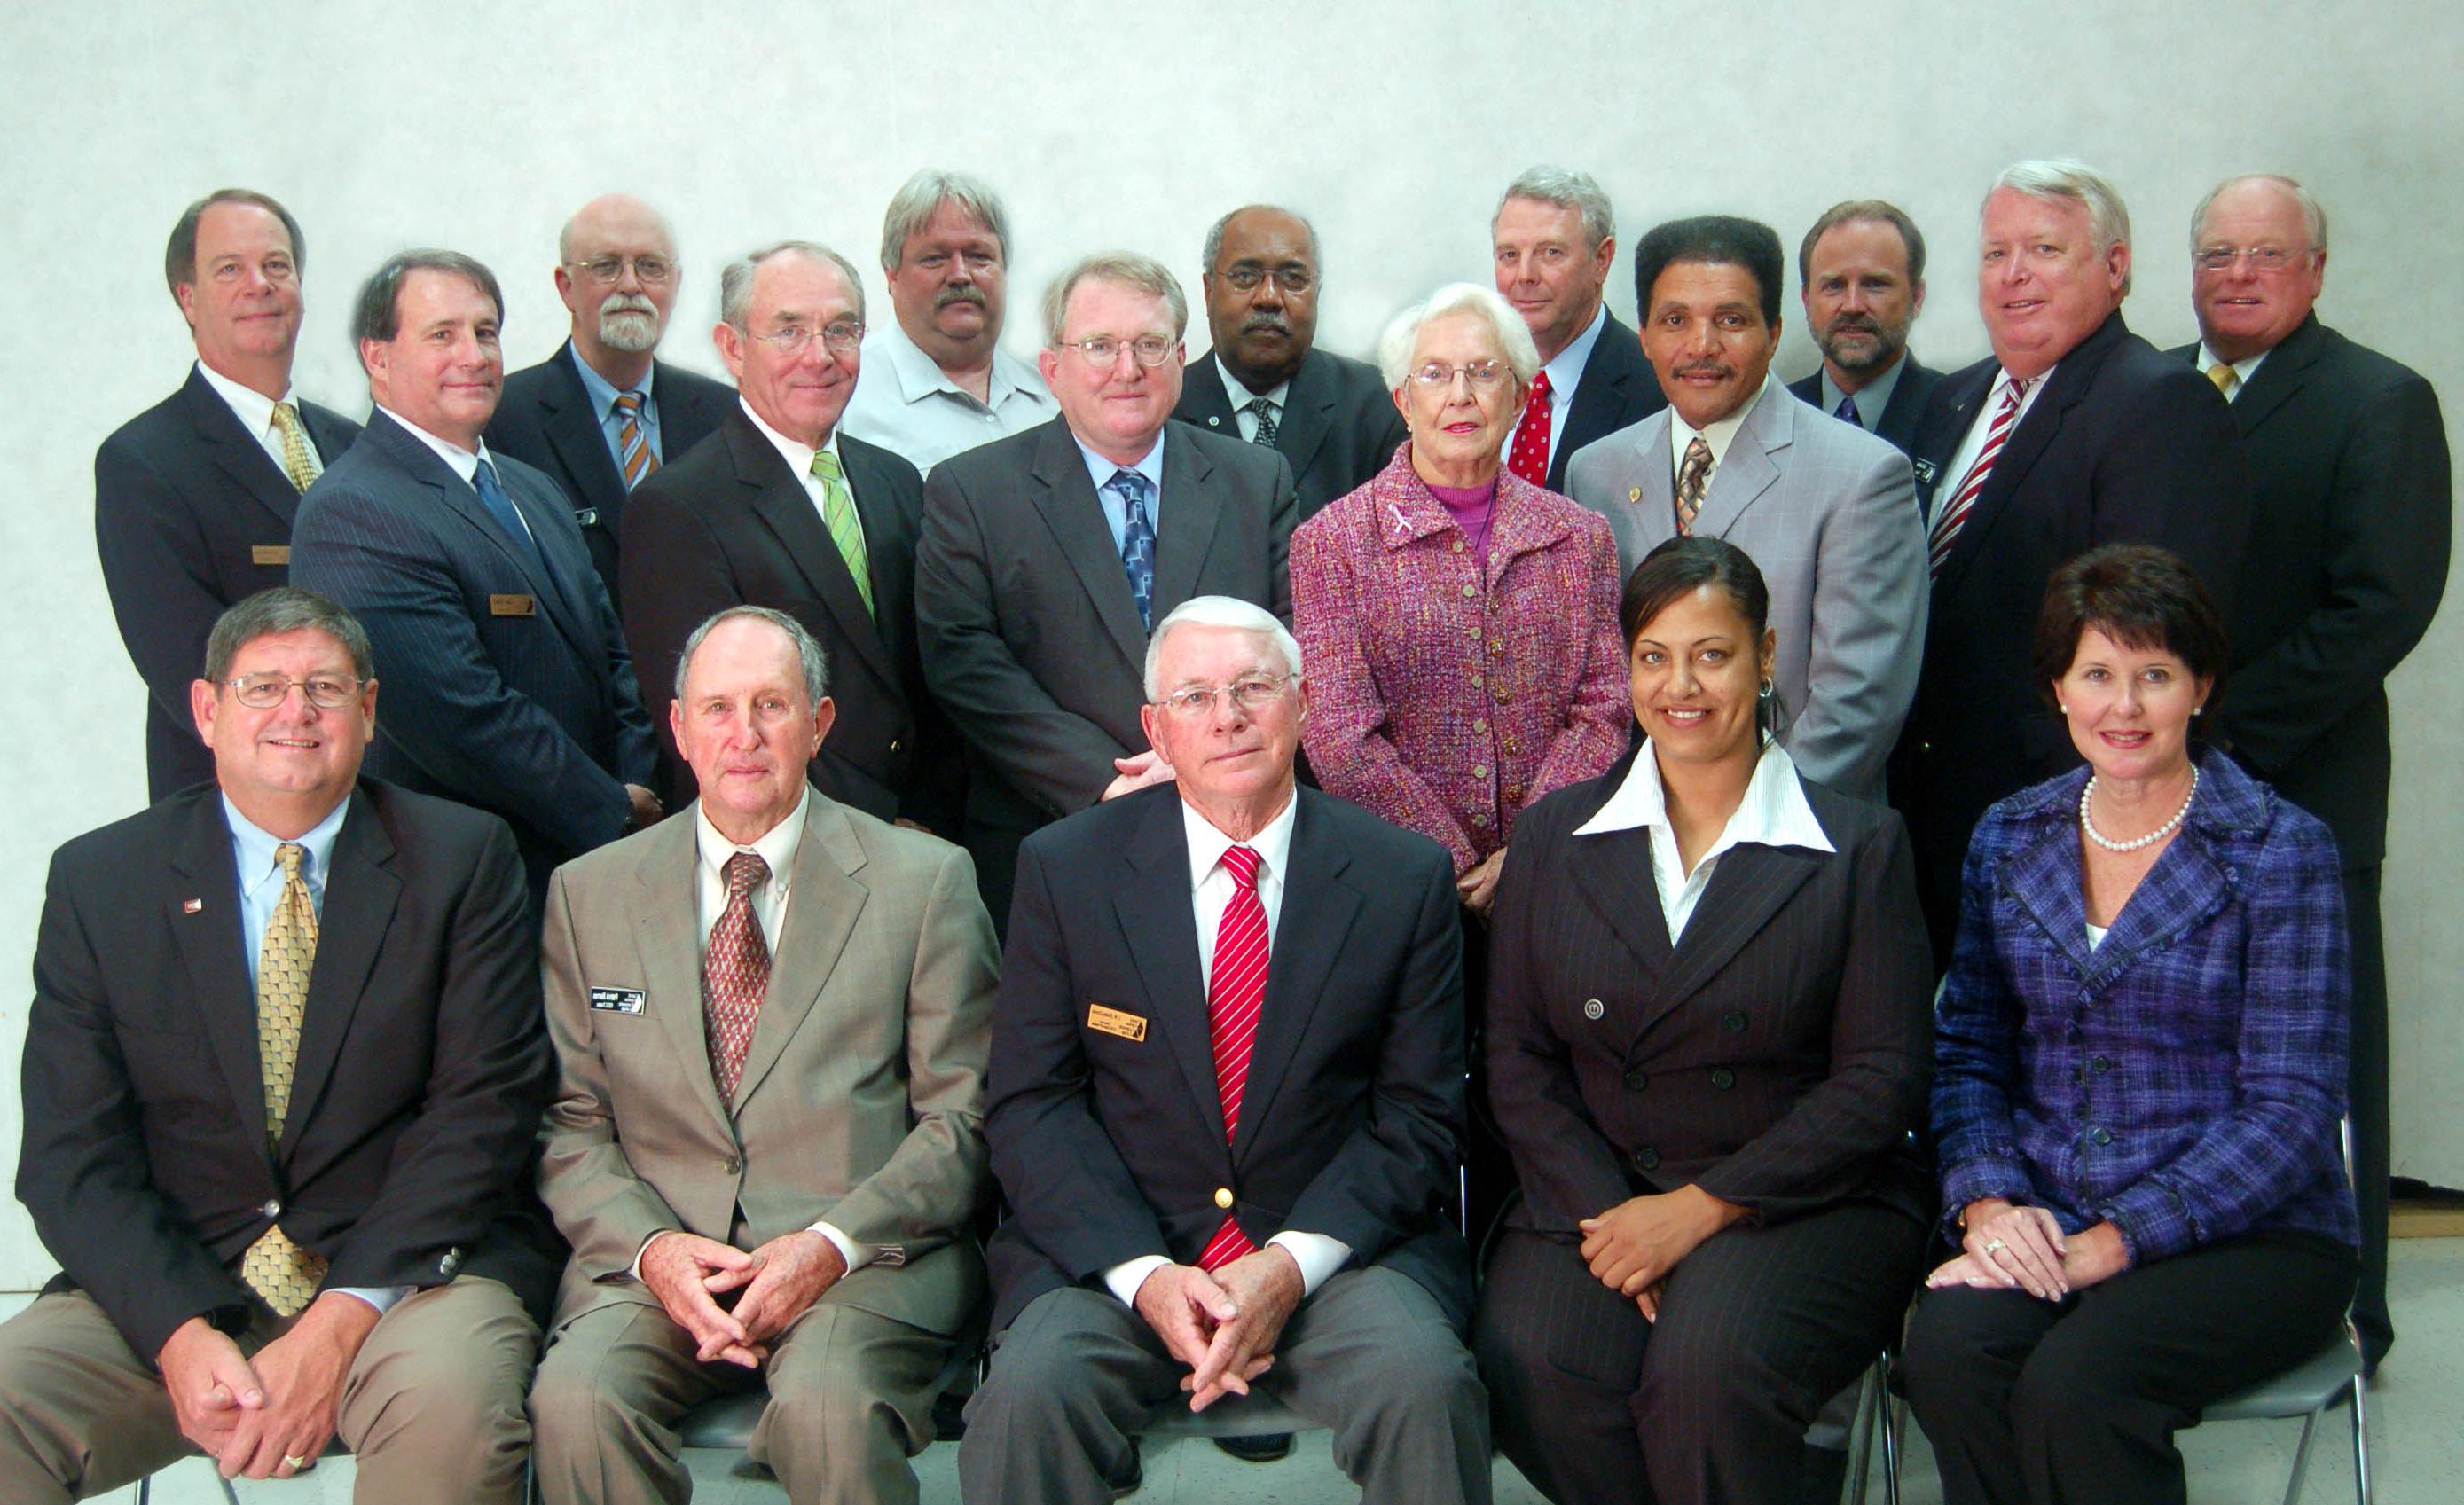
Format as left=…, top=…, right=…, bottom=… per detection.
left=475, top=458, right=550, bottom=578
left=1834, top=393, right=1864, bottom=428
left=1110, top=469, right=1157, bottom=631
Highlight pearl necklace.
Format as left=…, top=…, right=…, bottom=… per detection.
left=2080, top=765, right=2199, bottom=853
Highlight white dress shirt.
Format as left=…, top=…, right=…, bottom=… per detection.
left=1212, top=355, right=1292, bottom=443
left=1669, top=375, right=1772, bottom=490
left=1498, top=302, right=1609, bottom=470
left=739, top=399, right=868, bottom=554
left=1934, top=366, right=2055, bottom=515
left=2194, top=341, right=2270, bottom=398
left=1571, top=740, right=1835, bottom=944
left=374, top=404, right=535, bottom=545
left=195, top=360, right=325, bottom=484
left=1101, top=792, right=1353, bottom=1305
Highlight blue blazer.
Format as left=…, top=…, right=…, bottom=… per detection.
left=1933, top=749, right=2358, bottom=1264
left=289, top=410, right=656, bottom=898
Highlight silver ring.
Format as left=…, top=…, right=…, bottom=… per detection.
left=283, top=1455, right=311, bottom=1470
left=1982, top=1238, right=2006, bottom=1256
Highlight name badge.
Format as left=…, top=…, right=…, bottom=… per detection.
left=589, top=986, right=647, bottom=1015
left=252, top=545, right=291, bottom=566
left=1087, top=1003, right=1148, bottom=1042
left=1912, top=458, right=1939, bottom=488
left=490, top=593, right=538, bottom=617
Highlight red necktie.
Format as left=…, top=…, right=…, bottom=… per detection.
left=1197, top=845, right=1267, bottom=1272
left=702, top=850, right=770, bottom=1107
left=1927, top=377, right=2031, bottom=577
left=1505, top=370, right=1554, bottom=487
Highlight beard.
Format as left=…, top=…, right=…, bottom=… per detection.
left=1817, top=318, right=1907, bottom=374
left=597, top=294, right=663, bottom=353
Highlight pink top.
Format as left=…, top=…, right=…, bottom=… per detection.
left=1291, top=444, right=1630, bottom=876
left=1425, top=479, right=1499, bottom=560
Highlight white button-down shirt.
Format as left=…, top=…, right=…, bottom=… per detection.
left=1572, top=740, right=1835, bottom=944
left=196, top=360, right=326, bottom=483
left=739, top=399, right=868, bottom=554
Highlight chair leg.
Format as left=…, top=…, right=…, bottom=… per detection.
left=219, top=1472, right=243, bottom=1505
left=1881, top=1392, right=1903, bottom=1505
left=136, top=1476, right=150, bottom=1505
left=2280, top=1410, right=2320, bottom=1505
left=2350, top=1374, right=2372, bottom=1505
left=1845, top=1359, right=1879, bottom=1505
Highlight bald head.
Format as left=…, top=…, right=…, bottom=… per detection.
left=555, top=193, right=683, bottom=382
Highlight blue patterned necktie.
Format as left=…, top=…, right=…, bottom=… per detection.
left=475, top=458, right=550, bottom=577
left=1834, top=393, right=1864, bottom=428
left=1110, top=469, right=1157, bottom=631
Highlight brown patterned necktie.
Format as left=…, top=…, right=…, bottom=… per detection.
left=241, top=843, right=328, bottom=1316
left=615, top=390, right=660, bottom=487
left=270, top=402, right=320, bottom=493
left=1675, top=435, right=1714, bottom=535
left=703, top=850, right=772, bottom=1107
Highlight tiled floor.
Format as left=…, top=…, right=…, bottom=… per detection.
left=34, top=1237, right=2461, bottom=1502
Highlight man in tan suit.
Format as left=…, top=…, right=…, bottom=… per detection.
left=527, top=604, right=998, bottom=1505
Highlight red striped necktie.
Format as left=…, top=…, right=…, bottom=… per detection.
left=1197, top=844, right=1268, bottom=1272
left=1927, top=376, right=2033, bottom=576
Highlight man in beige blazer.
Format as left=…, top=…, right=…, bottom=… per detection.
left=528, top=604, right=998, bottom=1505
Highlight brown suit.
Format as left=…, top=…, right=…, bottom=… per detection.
left=529, top=794, right=998, bottom=1505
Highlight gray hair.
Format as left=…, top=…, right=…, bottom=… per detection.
left=2189, top=173, right=2329, bottom=255
left=1494, top=166, right=1616, bottom=254
left=718, top=240, right=869, bottom=330
left=351, top=249, right=503, bottom=344
left=1989, top=159, right=2133, bottom=295
left=1143, top=597, right=1303, bottom=702
left=204, top=587, right=373, bottom=685
left=165, top=188, right=304, bottom=303
left=674, top=606, right=830, bottom=708
left=1041, top=252, right=1189, bottom=348
left=1377, top=283, right=1542, bottom=390
left=880, top=169, right=1012, bottom=271
left=1200, top=205, right=1322, bottom=276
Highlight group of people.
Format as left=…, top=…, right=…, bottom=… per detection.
left=0, top=151, right=2444, bottom=1505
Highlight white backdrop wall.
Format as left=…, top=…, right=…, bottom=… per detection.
left=1, top=1, right=2457, bottom=1287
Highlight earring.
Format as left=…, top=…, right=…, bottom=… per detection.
left=2059, top=702, right=2068, bottom=714
left=2193, top=706, right=2203, bottom=717
left=1758, top=677, right=1775, bottom=697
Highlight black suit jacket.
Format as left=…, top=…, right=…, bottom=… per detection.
left=2169, top=317, right=2451, bottom=868
left=1893, top=312, right=2253, bottom=959
left=1174, top=348, right=1408, bottom=518
left=288, top=412, right=658, bottom=900
left=1487, top=753, right=1934, bottom=1234
left=983, top=784, right=1472, bottom=1332
left=1787, top=353, right=1942, bottom=457
left=484, top=342, right=734, bottom=611
left=96, top=367, right=360, bottom=801
left=1548, top=310, right=1668, bottom=492
left=14, top=780, right=560, bottom=1358
left=619, top=410, right=958, bottom=831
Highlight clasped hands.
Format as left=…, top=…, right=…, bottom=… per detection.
left=156, top=1291, right=381, bottom=1482
left=1133, top=1245, right=1305, bottom=1412
left=1579, top=1183, right=1746, bottom=1322
left=639, top=1228, right=848, bottom=1368
left=1925, top=1197, right=2129, bottom=1300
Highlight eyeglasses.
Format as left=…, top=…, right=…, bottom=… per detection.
left=225, top=673, right=365, bottom=709
left=564, top=255, right=678, bottom=286
left=2192, top=245, right=2308, bottom=273
left=1220, top=265, right=1314, bottom=294
left=1410, top=360, right=1510, bottom=390
left=1063, top=335, right=1177, bottom=368
left=746, top=319, right=866, bottom=357
left=1156, top=674, right=1296, bottom=719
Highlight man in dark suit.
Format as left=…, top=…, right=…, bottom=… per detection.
left=2178, top=174, right=2450, bottom=1369
left=1789, top=199, right=1941, bottom=455
left=484, top=193, right=734, bottom=612
left=290, top=250, right=661, bottom=905
left=959, top=598, right=1489, bottom=1505
left=621, top=240, right=955, bottom=832
left=917, top=252, right=1298, bottom=932
left=1174, top=205, right=1406, bottom=517
left=0, top=588, right=555, bottom=1503
left=98, top=188, right=360, bottom=801
left=1895, top=160, right=2251, bottom=960
left=1490, top=165, right=1668, bottom=491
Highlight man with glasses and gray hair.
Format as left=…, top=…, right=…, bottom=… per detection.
left=918, top=252, right=1297, bottom=936
left=620, top=239, right=957, bottom=837
left=487, top=193, right=734, bottom=612
left=841, top=169, right=1055, bottom=474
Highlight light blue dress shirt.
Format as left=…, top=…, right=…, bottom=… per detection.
left=1075, top=431, right=1166, bottom=554
left=569, top=344, right=661, bottom=472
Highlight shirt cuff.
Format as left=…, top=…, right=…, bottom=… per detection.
left=1103, top=1255, right=1173, bottom=1308
left=328, top=1285, right=413, bottom=1317
left=804, top=1220, right=874, bottom=1274
left=627, top=1230, right=672, bottom=1282
left=1267, top=1232, right=1352, bottom=1297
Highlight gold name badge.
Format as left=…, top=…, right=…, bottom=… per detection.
left=489, top=593, right=538, bottom=617
left=1087, top=1003, right=1149, bottom=1042
left=252, top=545, right=291, bottom=566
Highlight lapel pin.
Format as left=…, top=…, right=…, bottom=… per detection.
left=1628, top=486, right=1643, bottom=504
left=182, top=898, right=204, bottom=913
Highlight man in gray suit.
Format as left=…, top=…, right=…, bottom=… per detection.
left=917, top=252, right=1299, bottom=932
left=1566, top=216, right=1924, bottom=797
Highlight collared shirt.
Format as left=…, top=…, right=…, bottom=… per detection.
left=1571, top=739, right=1835, bottom=945
left=1213, top=355, right=1292, bottom=444
left=1075, top=430, right=1166, bottom=554
left=1817, top=353, right=1910, bottom=433
left=222, top=793, right=407, bottom=1316
left=375, top=404, right=534, bottom=545
left=1668, top=375, right=1772, bottom=492
left=1498, top=302, right=1608, bottom=470
left=837, top=318, right=1055, bottom=475
left=739, top=398, right=868, bottom=555
left=196, top=360, right=326, bottom=484
left=1101, top=791, right=1352, bottom=1305
left=566, top=342, right=662, bottom=470
left=2194, top=341, right=2271, bottom=398
left=1933, top=364, right=2057, bottom=516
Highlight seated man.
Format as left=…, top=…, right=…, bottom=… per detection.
left=529, top=605, right=998, bottom=1505
left=959, top=597, right=1490, bottom=1505
left=2, top=586, right=554, bottom=1503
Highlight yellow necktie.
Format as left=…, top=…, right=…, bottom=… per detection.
left=2206, top=362, right=2240, bottom=400
left=240, top=843, right=328, bottom=1316
left=271, top=402, right=320, bottom=492
left=811, top=451, right=875, bottom=618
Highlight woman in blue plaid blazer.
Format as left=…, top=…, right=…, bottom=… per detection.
left=1901, top=545, right=2359, bottom=1505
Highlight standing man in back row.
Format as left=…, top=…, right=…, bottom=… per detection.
left=1790, top=199, right=1941, bottom=455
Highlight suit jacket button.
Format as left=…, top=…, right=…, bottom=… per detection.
left=1710, top=1068, right=1737, bottom=1090
left=889, top=738, right=902, bottom=754
left=1213, top=1188, right=1235, bottom=1210
left=1721, top=1010, right=1747, bottom=1033
left=1621, top=1070, right=1649, bottom=1092
left=724, top=1157, right=742, bottom=1176
left=262, top=1199, right=281, bottom=1219
left=2090, top=1127, right=2113, bottom=1147
left=1636, top=1148, right=1660, bottom=1172
left=1583, top=999, right=1605, bottom=1021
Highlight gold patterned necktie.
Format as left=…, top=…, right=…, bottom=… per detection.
left=2206, top=361, right=2240, bottom=400
left=241, top=842, right=328, bottom=1316
left=703, top=850, right=773, bottom=1108
left=1675, top=435, right=1714, bottom=535
left=810, top=451, right=875, bottom=618
left=270, top=402, right=320, bottom=493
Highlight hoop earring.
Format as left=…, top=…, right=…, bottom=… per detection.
left=1759, top=677, right=1775, bottom=698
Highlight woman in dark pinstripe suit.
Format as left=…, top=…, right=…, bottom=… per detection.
left=1473, top=536, right=1934, bottom=1503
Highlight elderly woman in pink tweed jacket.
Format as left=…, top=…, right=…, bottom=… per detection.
left=1292, top=283, right=1628, bottom=914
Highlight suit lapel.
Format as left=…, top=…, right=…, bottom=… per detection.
left=180, top=369, right=304, bottom=530
left=367, top=415, right=593, bottom=658
left=1652, top=845, right=1824, bottom=1024
left=279, top=788, right=400, bottom=1155
left=1911, top=365, right=1991, bottom=521
left=1998, top=818, right=2096, bottom=980
left=1875, top=357, right=1928, bottom=451
left=1026, top=420, right=1151, bottom=672
left=633, top=814, right=733, bottom=1133
left=1935, top=316, right=2128, bottom=596
left=1268, top=354, right=1338, bottom=491
left=1565, top=754, right=1677, bottom=977
left=1111, top=802, right=1225, bottom=1147
left=1609, top=414, right=1682, bottom=553
left=733, top=798, right=867, bottom=1109
left=167, top=794, right=271, bottom=1160
left=736, top=420, right=899, bottom=689
left=1151, top=428, right=1226, bottom=617
left=538, top=344, right=628, bottom=513
left=1179, top=357, right=1237, bottom=435
left=2227, top=317, right=2323, bottom=434
left=1231, top=795, right=1359, bottom=1162
left=1690, top=386, right=1789, bottom=538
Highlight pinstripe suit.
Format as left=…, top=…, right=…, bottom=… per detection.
left=1473, top=745, right=1933, bottom=1503
left=290, top=410, right=656, bottom=901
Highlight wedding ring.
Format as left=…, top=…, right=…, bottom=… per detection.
left=283, top=1456, right=311, bottom=1470
left=1983, top=1238, right=2007, bottom=1255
